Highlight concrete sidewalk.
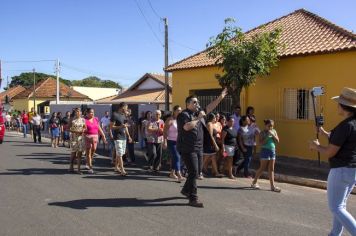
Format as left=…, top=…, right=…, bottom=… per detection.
left=5, top=131, right=355, bottom=194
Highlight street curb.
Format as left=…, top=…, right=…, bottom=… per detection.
left=257, top=171, right=356, bottom=195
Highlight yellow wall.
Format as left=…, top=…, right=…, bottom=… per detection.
left=171, top=51, right=356, bottom=161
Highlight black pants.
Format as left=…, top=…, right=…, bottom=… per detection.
left=33, top=125, right=41, bottom=143
left=147, top=142, right=162, bottom=170
left=127, top=142, right=135, bottom=162
left=181, top=151, right=202, bottom=201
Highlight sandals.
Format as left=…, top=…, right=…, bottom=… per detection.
left=271, top=186, right=281, bottom=193
left=120, top=172, right=128, bottom=176
left=251, top=183, right=260, bottom=189
left=169, top=173, right=178, bottom=180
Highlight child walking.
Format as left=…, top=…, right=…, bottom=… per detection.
left=251, top=119, right=281, bottom=192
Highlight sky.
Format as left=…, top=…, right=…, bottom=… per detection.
left=1, top=0, right=355, bottom=91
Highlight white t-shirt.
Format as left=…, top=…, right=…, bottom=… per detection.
left=5, top=114, right=11, bottom=122
left=32, top=115, right=42, bottom=126
left=239, top=124, right=260, bottom=146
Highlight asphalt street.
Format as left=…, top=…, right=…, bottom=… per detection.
left=1, top=132, right=355, bottom=236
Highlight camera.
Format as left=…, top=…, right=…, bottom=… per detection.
left=316, top=115, right=324, bottom=127
left=311, top=86, right=325, bottom=97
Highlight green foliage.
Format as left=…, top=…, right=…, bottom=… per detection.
left=71, top=76, right=122, bottom=89
left=9, top=74, right=122, bottom=89
left=9, top=72, right=71, bottom=88
left=206, top=18, right=282, bottom=106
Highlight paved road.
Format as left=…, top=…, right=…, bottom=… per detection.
left=1, top=133, right=355, bottom=236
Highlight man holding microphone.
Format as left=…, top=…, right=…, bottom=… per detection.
left=177, top=88, right=228, bottom=207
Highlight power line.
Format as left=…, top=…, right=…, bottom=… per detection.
left=134, top=0, right=163, bottom=46
left=2, top=59, right=56, bottom=63
left=147, top=0, right=162, bottom=20
left=170, top=39, right=199, bottom=51
left=60, top=63, right=137, bottom=81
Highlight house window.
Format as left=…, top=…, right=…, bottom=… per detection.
left=190, top=89, right=245, bottom=114
left=283, top=88, right=314, bottom=120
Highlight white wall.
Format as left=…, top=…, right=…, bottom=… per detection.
left=72, top=86, right=120, bottom=101
left=136, top=79, right=163, bottom=90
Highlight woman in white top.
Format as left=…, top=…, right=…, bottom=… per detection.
left=146, top=110, right=164, bottom=171
left=237, top=115, right=260, bottom=177
left=163, top=105, right=184, bottom=181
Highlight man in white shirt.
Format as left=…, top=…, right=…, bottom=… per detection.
left=32, top=112, right=42, bottom=143
left=4, top=112, right=11, bottom=131
left=100, top=111, right=111, bottom=151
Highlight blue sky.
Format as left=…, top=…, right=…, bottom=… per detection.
left=1, top=0, right=355, bottom=91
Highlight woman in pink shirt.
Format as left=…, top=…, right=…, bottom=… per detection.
left=163, top=105, right=185, bottom=181
left=85, top=108, right=107, bottom=174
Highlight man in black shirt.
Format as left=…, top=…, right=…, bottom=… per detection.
left=110, top=102, right=132, bottom=176
left=177, top=88, right=228, bottom=207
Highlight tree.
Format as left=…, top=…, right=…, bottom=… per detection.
left=71, top=76, right=122, bottom=89
left=9, top=72, right=71, bottom=88
left=206, top=18, right=282, bottom=107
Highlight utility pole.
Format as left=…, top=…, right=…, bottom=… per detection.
left=0, top=60, right=2, bottom=88
left=56, top=59, right=60, bottom=104
left=164, top=18, right=169, bottom=111
left=7, top=76, right=9, bottom=88
left=33, top=68, right=36, bottom=112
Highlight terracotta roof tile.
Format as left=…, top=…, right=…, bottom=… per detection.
left=101, top=89, right=172, bottom=104
left=166, top=9, right=356, bottom=71
left=0, top=86, right=26, bottom=101
left=12, top=78, right=90, bottom=100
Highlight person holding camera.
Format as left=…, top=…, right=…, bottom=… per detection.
left=177, top=88, right=227, bottom=208
left=309, top=87, right=356, bottom=236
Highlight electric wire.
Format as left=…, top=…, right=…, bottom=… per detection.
left=134, top=0, right=163, bottom=46
left=147, top=0, right=162, bottom=20
left=60, top=63, right=136, bottom=81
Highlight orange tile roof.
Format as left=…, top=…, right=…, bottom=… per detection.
left=101, top=89, right=172, bottom=104
left=12, top=78, right=90, bottom=100
left=166, top=9, right=356, bottom=72
left=0, top=86, right=26, bottom=101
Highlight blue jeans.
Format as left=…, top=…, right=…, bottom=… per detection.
left=167, top=140, right=181, bottom=172
left=327, top=167, right=356, bottom=236
left=237, top=145, right=253, bottom=176
left=23, top=124, right=28, bottom=138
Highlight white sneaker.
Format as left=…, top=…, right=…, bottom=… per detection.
left=251, top=183, right=260, bottom=189
left=85, top=165, right=90, bottom=170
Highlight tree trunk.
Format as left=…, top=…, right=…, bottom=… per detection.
left=231, top=88, right=241, bottom=108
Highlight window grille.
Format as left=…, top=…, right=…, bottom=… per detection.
left=190, top=89, right=245, bottom=115
left=283, top=88, right=315, bottom=120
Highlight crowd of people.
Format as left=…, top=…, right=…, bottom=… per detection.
left=3, top=87, right=355, bottom=235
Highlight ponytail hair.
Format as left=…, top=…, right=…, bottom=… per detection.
left=264, top=119, right=274, bottom=126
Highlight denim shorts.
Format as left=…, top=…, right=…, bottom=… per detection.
left=260, top=148, right=276, bottom=160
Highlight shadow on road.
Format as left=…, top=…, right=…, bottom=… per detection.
left=48, top=196, right=187, bottom=209
left=17, top=152, right=66, bottom=157
left=199, top=186, right=255, bottom=191
left=82, top=173, right=177, bottom=183
left=0, top=168, right=70, bottom=175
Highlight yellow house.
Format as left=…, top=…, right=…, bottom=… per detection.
left=166, top=9, right=356, bottom=161
left=12, top=77, right=91, bottom=114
